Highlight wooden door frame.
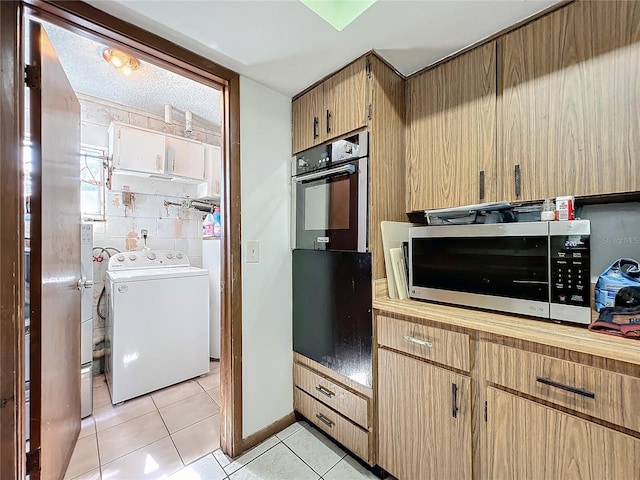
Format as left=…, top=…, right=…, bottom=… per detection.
left=0, top=1, right=244, bottom=476
left=0, top=2, right=26, bottom=478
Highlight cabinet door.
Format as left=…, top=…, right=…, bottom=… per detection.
left=486, top=387, right=640, bottom=479
left=204, top=144, right=222, bottom=197
left=323, top=57, right=368, bottom=141
left=112, top=125, right=165, bottom=174
left=378, top=349, right=472, bottom=480
left=407, top=43, right=496, bottom=210
left=499, top=2, right=640, bottom=201
left=292, top=84, right=323, bottom=154
left=166, top=136, right=206, bottom=180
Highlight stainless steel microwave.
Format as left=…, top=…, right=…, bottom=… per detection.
left=409, top=220, right=591, bottom=324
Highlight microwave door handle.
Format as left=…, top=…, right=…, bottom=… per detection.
left=294, top=164, right=356, bottom=183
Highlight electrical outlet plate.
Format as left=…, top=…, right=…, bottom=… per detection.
left=246, top=240, right=259, bottom=263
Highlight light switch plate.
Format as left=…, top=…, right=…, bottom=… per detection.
left=246, top=240, right=260, bottom=263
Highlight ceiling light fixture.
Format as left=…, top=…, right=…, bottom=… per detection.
left=102, top=48, right=139, bottom=76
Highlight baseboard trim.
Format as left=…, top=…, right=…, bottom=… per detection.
left=241, top=412, right=297, bottom=452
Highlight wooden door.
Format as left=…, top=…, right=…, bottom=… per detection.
left=499, top=1, right=640, bottom=201
left=378, top=349, right=472, bottom=480
left=486, top=387, right=640, bottom=479
left=292, top=84, right=322, bottom=154
left=323, top=57, right=368, bottom=141
left=407, top=43, right=497, bottom=211
left=29, top=22, right=82, bottom=480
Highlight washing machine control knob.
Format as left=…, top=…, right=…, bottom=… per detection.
left=117, top=254, right=125, bottom=262
left=166, top=253, right=173, bottom=259
left=147, top=252, right=157, bottom=260
left=176, top=253, right=184, bottom=259
left=129, top=254, right=137, bottom=261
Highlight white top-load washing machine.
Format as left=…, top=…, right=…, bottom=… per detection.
left=105, top=250, right=209, bottom=404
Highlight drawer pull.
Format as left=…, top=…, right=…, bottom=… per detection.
left=404, top=335, right=433, bottom=348
left=536, top=376, right=595, bottom=399
left=315, top=385, right=335, bottom=398
left=452, top=383, right=459, bottom=418
left=315, top=413, right=334, bottom=428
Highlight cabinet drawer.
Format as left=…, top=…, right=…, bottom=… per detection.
left=485, top=343, right=640, bottom=432
left=294, top=387, right=370, bottom=463
left=377, top=315, right=470, bottom=371
left=293, top=363, right=368, bottom=428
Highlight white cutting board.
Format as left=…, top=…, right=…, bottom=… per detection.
left=381, top=221, right=418, bottom=298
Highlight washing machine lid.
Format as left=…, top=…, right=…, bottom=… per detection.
left=107, top=266, right=208, bottom=282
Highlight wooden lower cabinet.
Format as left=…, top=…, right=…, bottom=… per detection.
left=486, top=386, right=640, bottom=479
left=377, top=348, right=472, bottom=480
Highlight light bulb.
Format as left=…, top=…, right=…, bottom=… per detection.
left=110, top=55, right=123, bottom=68
left=121, top=65, right=132, bottom=76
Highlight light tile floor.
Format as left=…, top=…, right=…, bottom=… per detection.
left=65, top=362, right=381, bottom=480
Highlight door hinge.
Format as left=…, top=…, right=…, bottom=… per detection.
left=24, top=65, right=41, bottom=90
left=367, top=104, right=372, bottom=120
left=484, top=401, right=488, bottom=422
left=26, top=449, right=40, bottom=475
left=366, top=58, right=372, bottom=79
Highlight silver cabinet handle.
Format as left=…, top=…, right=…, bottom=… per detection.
left=315, top=385, right=334, bottom=398
left=77, top=278, right=94, bottom=290
left=404, top=335, right=433, bottom=348
left=315, top=413, right=334, bottom=428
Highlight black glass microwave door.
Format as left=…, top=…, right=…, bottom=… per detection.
left=412, top=236, right=549, bottom=302
left=296, top=170, right=358, bottom=250
left=292, top=249, right=373, bottom=388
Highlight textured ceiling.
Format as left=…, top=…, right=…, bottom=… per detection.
left=42, top=22, right=221, bottom=127
left=84, top=0, right=561, bottom=97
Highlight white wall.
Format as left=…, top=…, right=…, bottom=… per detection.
left=240, top=76, right=293, bottom=437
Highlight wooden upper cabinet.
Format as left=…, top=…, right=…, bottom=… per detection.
left=292, top=84, right=323, bottom=154
left=292, top=57, right=369, bottom=154
left=499, top=1, right=640, bottom=201
left=486, top=387, right=640, bottom=479
left=323, top=57, right=369, bottom=141
left=378, top=348, right=472, bottom=480
left=407, top=42, right=497, bottom=211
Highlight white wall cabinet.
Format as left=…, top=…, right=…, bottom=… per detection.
left=198, top=144, right=222, bottom=199
left=166, top=136, right=206, bottom=180
left=109, top=122, right=215, bottom=184
left=109, top=122, right=165, bottom=175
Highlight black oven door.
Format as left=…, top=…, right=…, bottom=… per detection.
left=293, top=158, right=367, bottom=252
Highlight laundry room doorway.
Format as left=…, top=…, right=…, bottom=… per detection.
left=0, top=2, right=244, bottom=479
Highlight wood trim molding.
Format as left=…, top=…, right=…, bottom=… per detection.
left=0, top=2, right=26, bottom=479
left=220, top=74, right=243, bottom=457
left=242, top=412, right=296, bottom=452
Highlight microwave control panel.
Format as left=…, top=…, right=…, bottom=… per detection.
left=550, top=234, right=590, bottom=307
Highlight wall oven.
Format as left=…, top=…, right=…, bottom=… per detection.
left=409, top=220, right=591, bottom=324
left=291, top=132, right=372, bottom=388
left=292, top=132, right=368, bottom=252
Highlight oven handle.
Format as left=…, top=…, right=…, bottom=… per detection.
left=294, top=164, right=356, bottom=183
